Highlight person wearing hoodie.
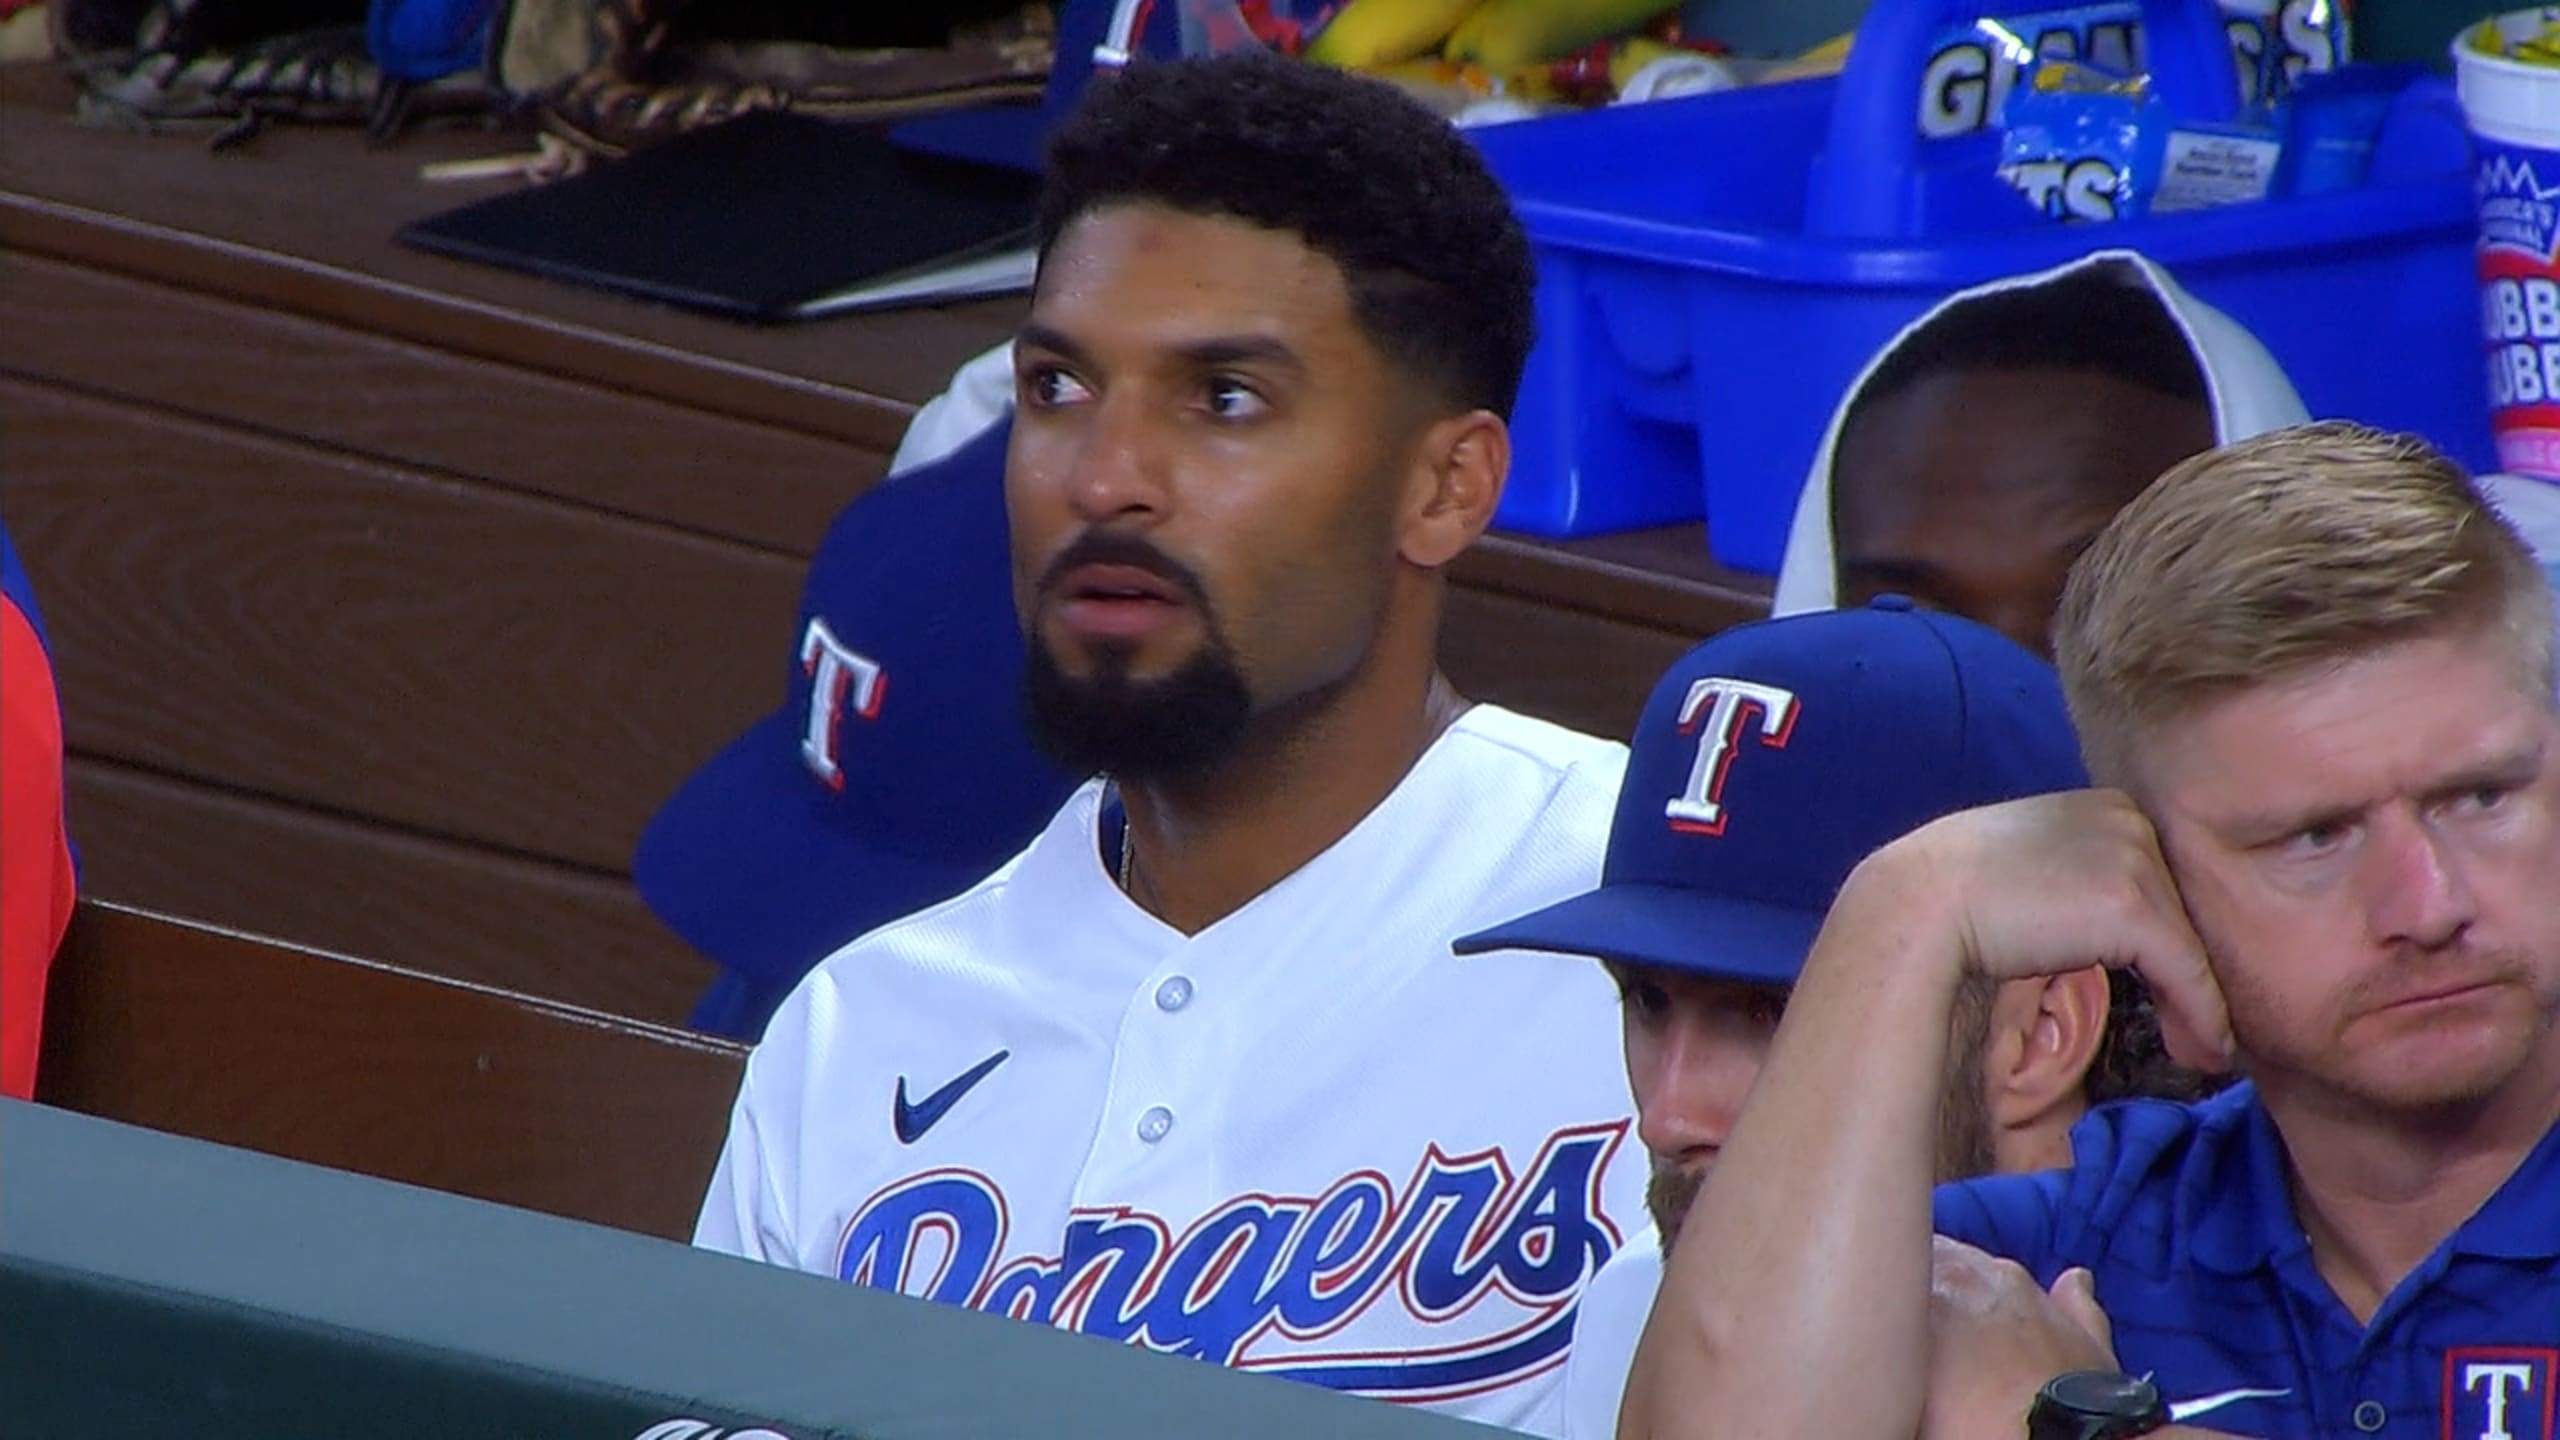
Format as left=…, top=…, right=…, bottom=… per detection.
left=1770, top=249, right=2311, bottom=658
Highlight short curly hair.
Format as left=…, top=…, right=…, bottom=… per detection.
left=1035, top=51, right=1537, bottom=420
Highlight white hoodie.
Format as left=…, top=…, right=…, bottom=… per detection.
left=1546, top=256, right=2311, bottom=1440
left=1767, top=249, right=2311, bottom=619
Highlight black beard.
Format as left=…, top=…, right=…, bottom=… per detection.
left=1020, top=529, right=1259, bottom=784
left=1022, top=635, right=1253, bottom=785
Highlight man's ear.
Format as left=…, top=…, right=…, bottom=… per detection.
left=1988, top=966, right=2111, bottom=1130
left=1399, top=410, right=1507, bottom=569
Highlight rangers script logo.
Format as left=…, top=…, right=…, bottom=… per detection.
left=832, top=1123, right=1627, bottom=1404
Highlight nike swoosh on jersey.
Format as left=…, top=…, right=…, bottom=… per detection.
left=893, top=1050, right=1010, bottom=1145
left=2169, top=1386, right=2295, bottom=1422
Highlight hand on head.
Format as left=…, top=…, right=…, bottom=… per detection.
left=1880, top=789, right=2235, bottom=1076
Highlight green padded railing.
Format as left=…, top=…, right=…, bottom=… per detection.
left=0, top=1101, right=1511, bottom=1440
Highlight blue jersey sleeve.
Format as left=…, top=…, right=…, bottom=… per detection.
left=1934, top=1094, right=2244, bottom=1291
left=1933, top=1170, right=2074, bottom=1282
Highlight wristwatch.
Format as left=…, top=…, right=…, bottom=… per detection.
left=2026, top=1370, right=2171, bottom=1440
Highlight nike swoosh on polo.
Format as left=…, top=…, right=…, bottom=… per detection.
left=893, top=1050, right=1010, bottom=1145
left=2169, top=1386, right=2295, bottom=1422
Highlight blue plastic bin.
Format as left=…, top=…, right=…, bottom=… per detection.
left=1471, top=0, right=2490, bottom=574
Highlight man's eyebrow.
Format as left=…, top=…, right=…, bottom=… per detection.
left=1014, top=322, right=1092, bottom=368
left=1172, top=335, right=1306, bottom=375
left=2221, top=800, right=2364, bottom=848
left=2221, top=742, right=2544, bottom=843
left=2420, top=744, right=2548, bottom=805
left=1013, top=327, right=1307, bottom=379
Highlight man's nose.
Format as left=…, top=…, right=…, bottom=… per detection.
left=1059, top=393, right=1172, bottom=526
left=1632, top=1019, right=1758, bottom=1161
left=2363, top=806, right=2478, bottom=953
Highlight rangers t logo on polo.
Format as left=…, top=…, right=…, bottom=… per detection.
left=2452, top=1350, right=2555, bottom=1440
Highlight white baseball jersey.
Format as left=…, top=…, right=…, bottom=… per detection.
left=1555, top=1224, right=1663, bottom=1440
left=697, top=705, right=1646, bottom=1432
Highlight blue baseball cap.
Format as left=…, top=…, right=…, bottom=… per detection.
left=633, top=417, right=1082, bottom=1037
left=1455, top=598, right=2087, bottom=983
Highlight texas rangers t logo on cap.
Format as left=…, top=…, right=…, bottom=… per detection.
left=799, top=616, right=887, bottom=791
left=1665, top=678, right=1799, bottom=836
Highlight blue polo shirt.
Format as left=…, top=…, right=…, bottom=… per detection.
left=1933, top=1082, right=2560, bottom=1440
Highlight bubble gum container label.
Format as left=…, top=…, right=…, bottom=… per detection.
left=2461, top=10, right=2560, bottom=481
left=2477, top=144, right=2560, bottom=477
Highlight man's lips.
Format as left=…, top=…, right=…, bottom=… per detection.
left=2372, top=977, right=2508, bottom=1014
left=1051, top=563, right=1191, bottom=639
left=1057, top=563, right=1184, bottom=604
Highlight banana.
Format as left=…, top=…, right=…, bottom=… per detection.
left=1443, top=0, right=1680, bottom=70
left=1306, top=0, right=1488, bottom=69
left=1761, top=31, right=1854, bottom=84
left=1443, top=3, right=1496, bottom=62
left=1363, top=57, right=1472, bottom=88
left=1606, top=36, right=1678, bottom=92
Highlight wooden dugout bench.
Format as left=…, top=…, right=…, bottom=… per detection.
left=33, top=899, right=744, bottom=1241
left=0, top=61, right=1772, bottom=1028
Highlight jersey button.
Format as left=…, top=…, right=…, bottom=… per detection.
left=2352, top=1401, right=2387, bottom=1433
left=1137, top=1106, right=1174, bottom=1143
left=1154, top=976, right=1193, bottom=1012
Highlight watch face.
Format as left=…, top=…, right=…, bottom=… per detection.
left=2032, top=1370, right=2171, bottom=1439
left=2048, top=1371, right=2163, bottom=1417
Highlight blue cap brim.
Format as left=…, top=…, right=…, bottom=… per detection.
left=633, top=710, right=998, bottom=985
left=1453, top=882, right=1826, bottom=986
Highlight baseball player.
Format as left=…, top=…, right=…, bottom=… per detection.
left=1770, top=250, right=2309, bottom=658
left=694, top=54, right=1643, bottom=1433
left=1453, top=598, right=2190, bottom=1440
left=1623, top=424, right=2560, bottom=1440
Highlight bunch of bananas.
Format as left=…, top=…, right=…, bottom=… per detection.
left=1305, top=0, right=1680, bottom=73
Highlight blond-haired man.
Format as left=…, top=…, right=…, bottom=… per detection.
left=1618, top=422, right=2560, bottom=1440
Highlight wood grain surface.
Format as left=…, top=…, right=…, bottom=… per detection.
left=67, top=758, right=710, bottom=1024
left=0, top=67, right=1013, bottom=454
left=6, top=375, right=802, bottom=873
left=35, top=901, right=745, bottom=1240
left=1441, top=587, right=1698, bottom=742
left=1, top=253, right=884, bottom=556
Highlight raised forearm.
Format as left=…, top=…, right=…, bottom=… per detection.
left=1619, top=859, right=1965, bottom=1440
